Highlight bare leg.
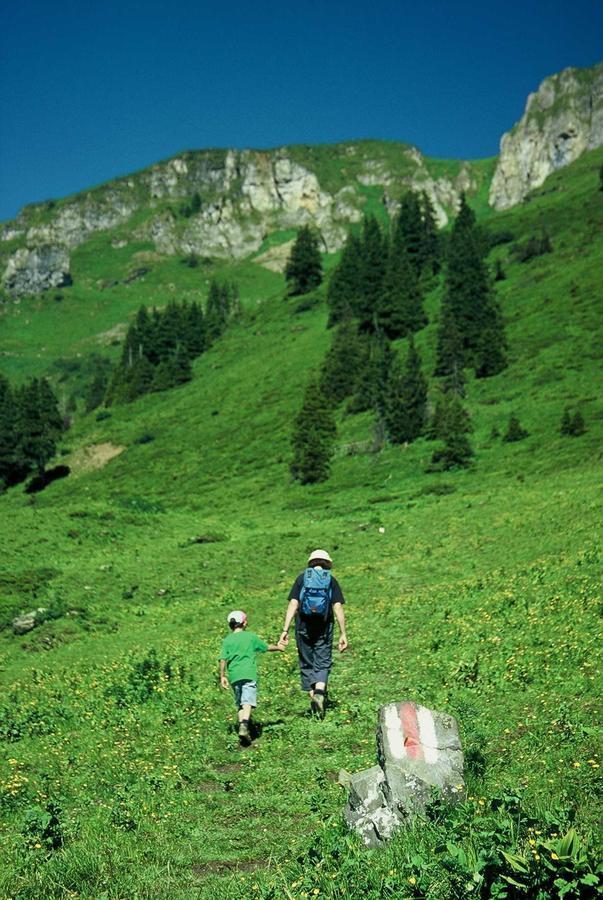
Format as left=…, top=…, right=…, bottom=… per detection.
left=238, top=703, right=252, bottom=723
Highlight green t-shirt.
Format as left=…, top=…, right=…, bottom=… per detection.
left=219, top=630, right=269, bottom=683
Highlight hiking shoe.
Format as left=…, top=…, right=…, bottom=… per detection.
left=238, top=722, right=251, bottom=745
left=311, top=694, right=325, bottom=718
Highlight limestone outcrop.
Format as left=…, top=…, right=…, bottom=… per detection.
left=3, top=245, right=72, bottom=296
left=343, top=701, right=465, bottom=847
left=490, top=63, right=603, bottom=210
left=0, top=145, right=478, bottom=297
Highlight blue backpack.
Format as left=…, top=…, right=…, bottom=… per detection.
left=300, top=567, right=332, bottom=617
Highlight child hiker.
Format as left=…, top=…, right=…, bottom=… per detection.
left=219, top=609, right=283, bottom=745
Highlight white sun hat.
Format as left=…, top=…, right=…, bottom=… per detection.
left=308, top=549, right=332, bottom=564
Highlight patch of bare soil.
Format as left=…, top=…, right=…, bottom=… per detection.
left=192, top=859, right=265, bottom=878
left=253, top=240, right=295, bottom=273
left=68, top=443, right=125, bottom=474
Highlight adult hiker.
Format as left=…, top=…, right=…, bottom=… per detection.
left=278, top=549, right=348, bottom=717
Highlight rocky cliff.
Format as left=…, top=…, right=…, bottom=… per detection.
left=0, top=144, right=481, bottom=297
left=490, top=63, right=603, bottom=210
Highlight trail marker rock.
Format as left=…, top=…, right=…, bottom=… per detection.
left=343, top=701, right=465, bottom=846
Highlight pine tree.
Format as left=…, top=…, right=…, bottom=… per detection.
left=384, top=336, right=428, bottom=444
left=436, top=195, right=506, bottom=378
left=394, top=192, right=423, bottom=275
left=185, top=301, right=206, bottom=357
left=357, top=215, right=386, bottom=330
left=377, top=236, right=426, bottom=339
left=290, top=379, right=336, bottom=484
left=348, top=333, right=394, bottom=415
left=16, top=379, right=62, bottom=475
left=326, top=234, right=363, bottom=328
left=206, top=280, right=229, bottom=343
left=171, top=344, right=193, bottom=385
left=502, top=414, right=529, bottom=443
left=428, top=392, right=473, bottom=470
left=320, top=319, right=363, bottom=406
left=285, top=226, right=323, bottom=296
left=0, top=374, right=17, bottom=488
left=124, top=356, right=154, bottom=402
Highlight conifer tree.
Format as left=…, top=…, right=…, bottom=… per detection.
left=320, top=319, right=363, bottom=406
left=502, top=414, right=529, bottom=443
left=384, top=336, right=428, bottom=444
left=348, top=333, right=395, bottom=416
left=0, top=374, right=16, bottom=488
left=394, top=192, right=423, bottom=275
left=290, top=379, right=336, bottom=484
left=428, top=392, right=474, bottom=470
left=185, top=301, right=206, bottom=357
left=16, top=379, right=62, bottom=475
left=357, top=215, right=386, bottom=330
left=377, top=236, right=426, bottom=339
left=560, top=407, right=572, bottom=436
left=326, top=234, right=363, bottom=327
left=285, top=226, right=323, bottom=296
left=435, top=194, right=506, bottom=378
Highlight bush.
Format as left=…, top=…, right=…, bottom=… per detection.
left=95, top=410, right=111, bottom=421
left=133, top=432, right=155, bottom=445
left=513, top=232, right=553, bottom=263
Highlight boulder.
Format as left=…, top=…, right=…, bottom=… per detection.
left=12, top=607, right=48, bottom=635
left=343, top=701, right=465, bottom=846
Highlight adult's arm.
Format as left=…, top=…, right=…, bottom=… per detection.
left=279, top=598, right=299, bottom=646
left=333, top=601, right=348, bottom=652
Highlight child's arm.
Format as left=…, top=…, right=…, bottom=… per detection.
left=266, top=643, right=284, bottom=652
left=219, top=659, right=229, bottom=689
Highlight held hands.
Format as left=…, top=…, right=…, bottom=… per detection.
left=220, top=675, right=229, bottom=690
left=278, top=630, right=289, bottom=650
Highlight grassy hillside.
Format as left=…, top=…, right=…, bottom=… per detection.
left=0, top=149, right=602, bottom=898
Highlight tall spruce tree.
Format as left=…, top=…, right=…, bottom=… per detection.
left=326, top=233, right=363, bottom=327
left=320, top=319, right=363, bottom=406
left=435, top=194, right=506, bottom=378
left=428, top=392, right=473, bottom=470
left=357, top=215, right=386, bottom=330
left=394, top=192, right=424, bottom=276
left=0, top=374, right=16, bottom=488
left=16, top=379, right=62, bottom=475
left=285, top=226, right=323, bottom=296
left=377, top=236, right=426, bottom=339
left=290, top=379, right=336, bottom=484
left=348, top=333, right=395, bottom=415
left=384, top=336, right=428, bottom=444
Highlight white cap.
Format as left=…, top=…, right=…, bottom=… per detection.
left=227, top=610, right=247, bottom=626
left=308, top=549, right=332, bottom=564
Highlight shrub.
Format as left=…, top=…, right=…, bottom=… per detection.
left=513, top=232, right=553, bottom=263
left=95, top=410, right=111, bottom=422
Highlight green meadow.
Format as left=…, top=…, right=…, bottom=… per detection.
left=0, top=148, right=602, bottom=898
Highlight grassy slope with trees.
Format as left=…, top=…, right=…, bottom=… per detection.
left=0, top=148, right=601, bottom=898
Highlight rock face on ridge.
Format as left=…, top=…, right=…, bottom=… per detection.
left=0, top=144, right=481, bottom=298
left=490, top=63, right=603, bottom=210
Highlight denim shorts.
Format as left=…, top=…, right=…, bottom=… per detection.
left=232, top=679, right=257, bottom=708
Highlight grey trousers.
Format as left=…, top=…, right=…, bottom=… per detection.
left=295, top=618, right=334, bottom=691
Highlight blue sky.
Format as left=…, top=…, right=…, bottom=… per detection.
left=0, top=0, right=601, bottom=221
